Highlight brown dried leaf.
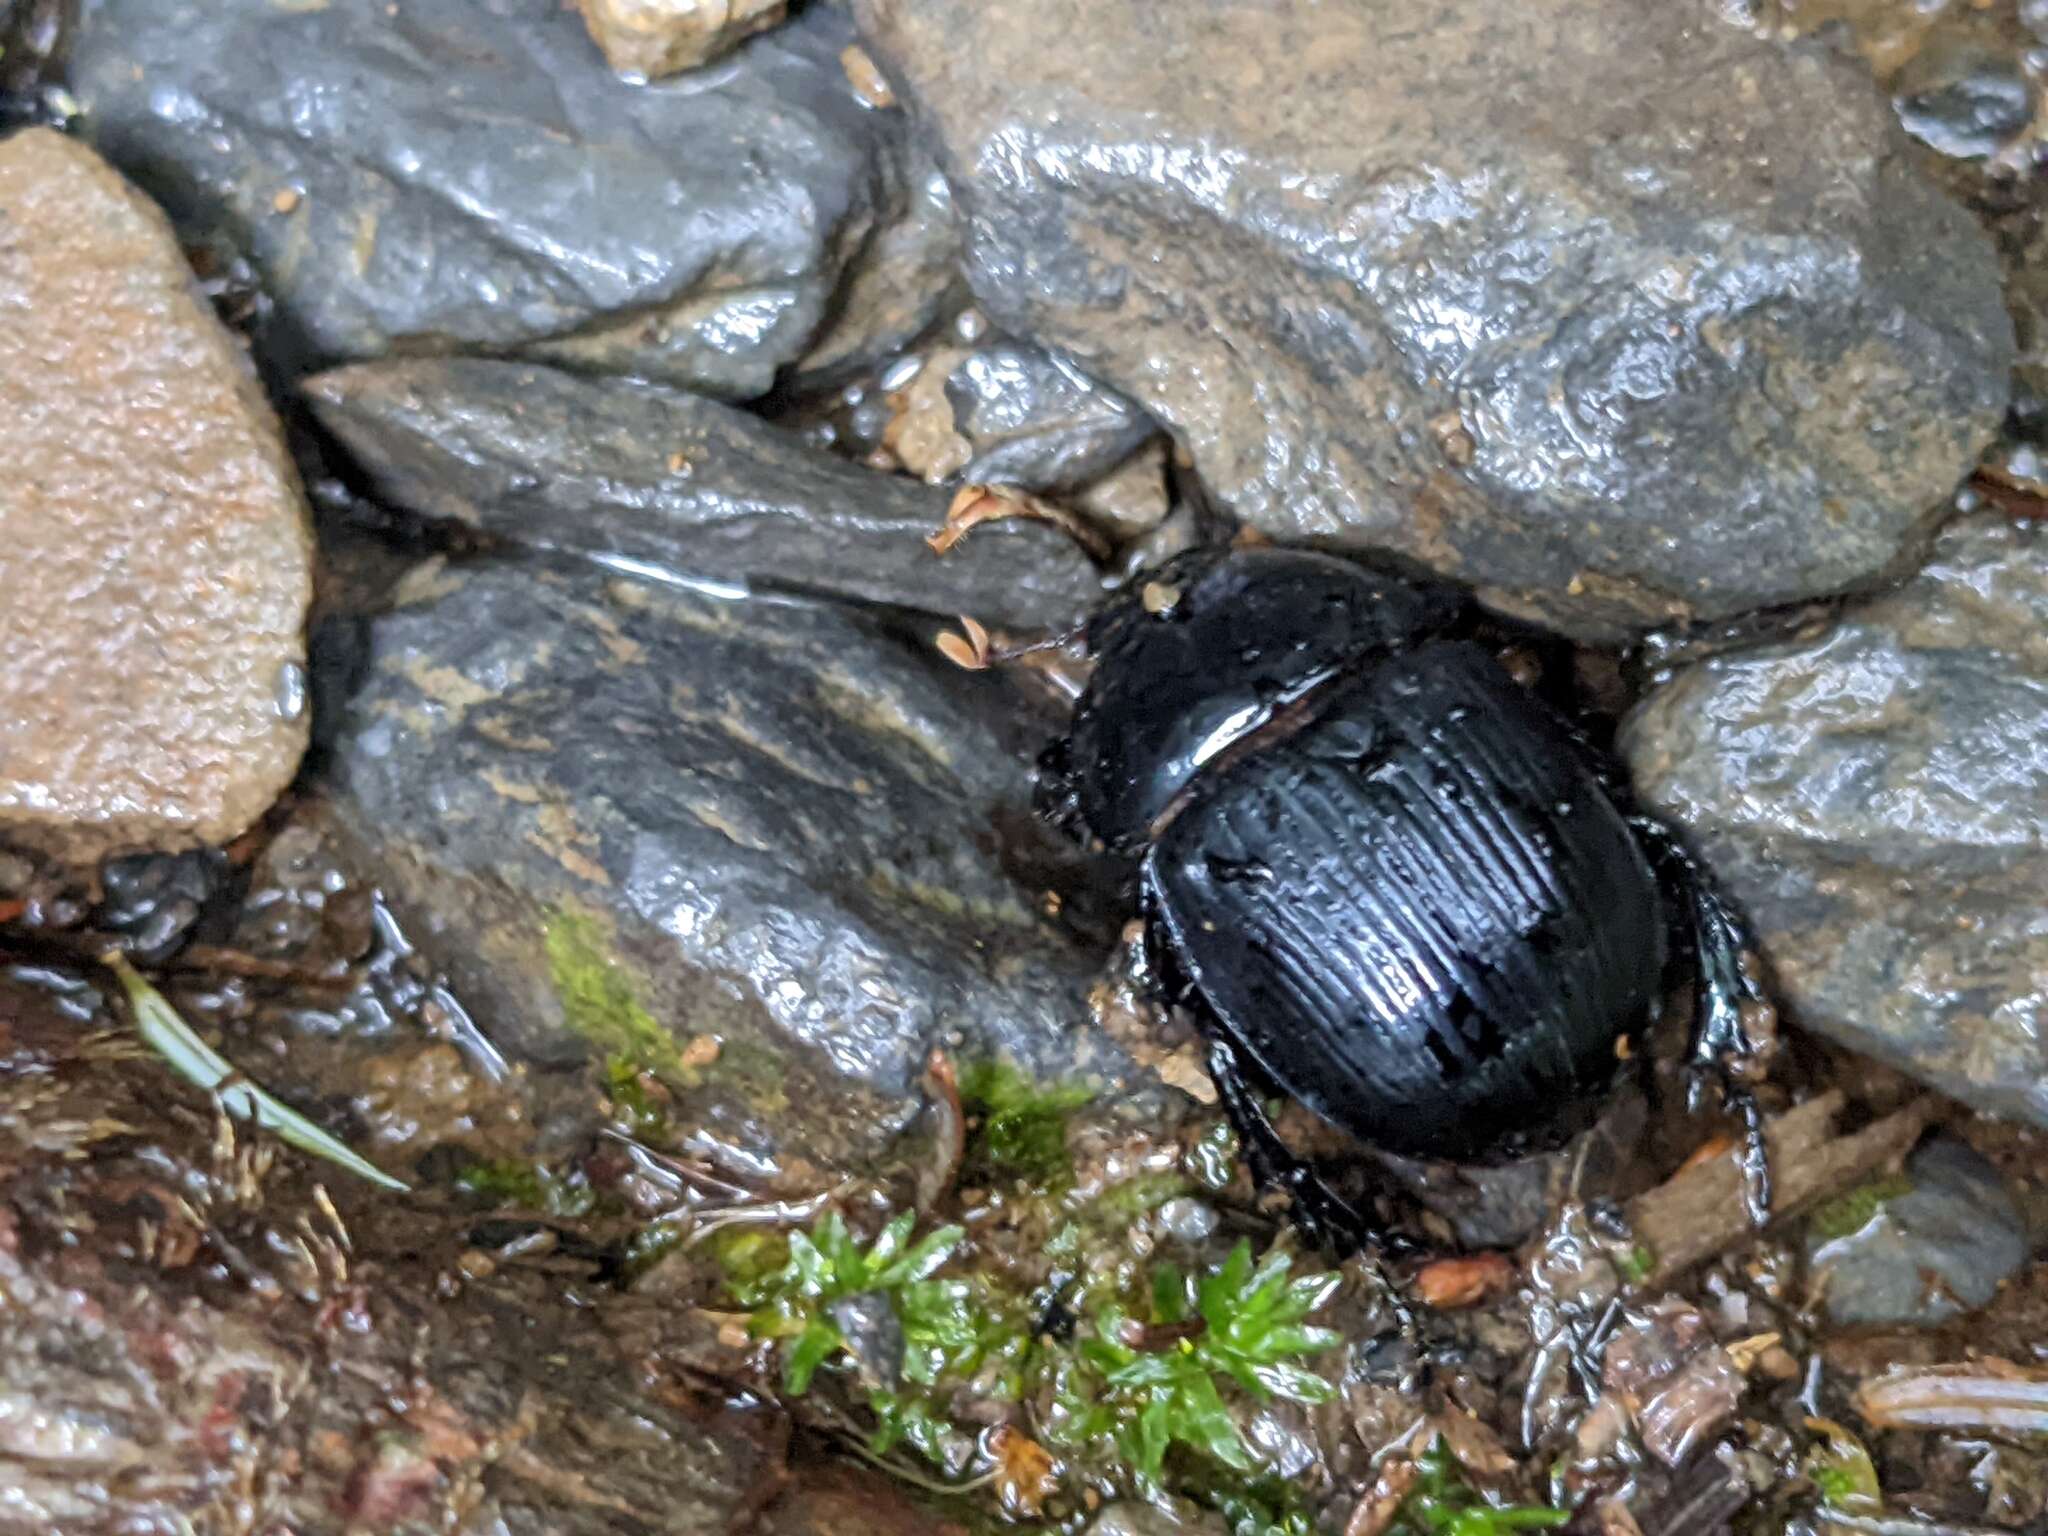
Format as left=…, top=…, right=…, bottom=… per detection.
left=917, top=1049, right=965, bottom=1214
left=1725, top=1331, right=1783, bottom=1374
left=935, top=615, right=993, bottom=671
left=928, top=483, right=1112, bottom=562
left=987, top=1425, right=1058, bottom=1519
left=1428, top=1410, right=1517, bottom=1480
left=1413, top=1251, right=1516, bottom=1310
left=1343, top=1455, right=1420, bottom=1536
left=1677, top=1133, right=1736, bottom=1175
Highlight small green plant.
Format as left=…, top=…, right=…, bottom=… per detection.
left=1065, top=1239, right=1341, bottom=1484
left=722, top=1199, right=1348, bottom=1521
left=736, top=1209, right=969, bottom=1392
left=1803, top=1418, right=1881, bottom=1514
left=1615, top=1243, right=1655, bottom=1285
left=105, top=951, right=409, bottom=1192
left=1388, top=1440, right=1569, bottom=1536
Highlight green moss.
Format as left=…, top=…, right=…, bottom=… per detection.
left=1389, top=1439, right=1570, bottom=1536
left=1615, top=1243, right=1654, bottom=1285
left=544, top=906, right=684, bottom=1079
left=454, top=1157, right=596, bottom=1218
left=956, top=1059, right=1094, bottom=1183
left=1194, top=1474, right=1317, bottom=1536
left=621, top=1219, right=689, bottom=1279
left=709, top=1036, right=791, bottom=1118
left=1809, top=1173, right=1913, bottom=1241
left=1092, top=1170, right=1193, bottom=1224
left=604, top=1054, right=673, bottom=1138
left=710, top=1225, right=792, bottom=1305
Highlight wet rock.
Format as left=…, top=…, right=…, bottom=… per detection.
left=97, top=850, right=225, bottom=963
left=1377, top=1154, right=1554, bottom=1252
left=793, top=149, right=963, bottom=391
left=1893, top=43, right=2036, bottom=159
left=1624, top=512, right=2048, bottom=1126
left=1073, top=440, right=1173, bottom=541
left=1806, top=1136, right=2027, bottom=1327
left=761, top=1461, right=967, bottom=1536
left=948, top=342, right=1158, bottom=494
left=853, top=0, right=2013, bottom=638
left=320, top=557, right=1116, bottom=1176
left=70, top=0, right=921, bottom=397
left=827, top=334, right=1165, bottom=527
left=0, top=0, right=64, bottom=119
left=578, top=0, right=787, bottom=79
left=1086, top=1504, right=1230, bottom=1536
left=305, top=357, right=1102, bottom=628
left=0, top=129, right=312, bottom=866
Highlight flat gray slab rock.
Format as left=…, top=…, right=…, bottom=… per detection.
left=1806, top=1137, right=2027, bottom=1327
left=69, top=0, right=926, bottom=398
left=305, top=357, right=1103, bottom=628
left=949, top=341, right=1157, bottom=493
left=321, top=558, right=1116, bottom=1172
left=1625, top=513, right=2048, bottom=1126
left=853, top=0, right=2013, bottom=638
left=0, top=130, right=311, bottom=866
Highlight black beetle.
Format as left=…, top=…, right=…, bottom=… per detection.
left=1037, top=547, right=1774, bottom=1252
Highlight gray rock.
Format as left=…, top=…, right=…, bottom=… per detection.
left=1375, top=1153, right=1554, bottom=1252
left=1807, top=1137, right=2027, bottom=1326
left=949, top=342, right=1158, bottom=493
left=305, top=357, right=1102, bottom=629
left=1623, top=513, right=2048, bottom=1126
left=793, top=152, right=964, bottom=392
left=69, top=0, right=923, bottom=398
left=1086, top=1505, right=1229, bottom=1536
left=1893, top=43, right=2036, bottom=160
left=853, top=0, right=2013, bottom=638
left=320, top=557, right=1118, bottom=1174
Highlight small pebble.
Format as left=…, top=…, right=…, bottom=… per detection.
left=1893, top=46, right=2035, bottom=159
left=1155, top=1196, right=1218, bottom=1243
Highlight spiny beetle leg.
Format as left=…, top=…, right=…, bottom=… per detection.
left=1631, top=815, right=1778, bottom=1226
left=1204, top=1038, right=1419, bottom=1260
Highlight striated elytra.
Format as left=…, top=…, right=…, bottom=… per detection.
left=1039, top=548, right=1775, bottom=1252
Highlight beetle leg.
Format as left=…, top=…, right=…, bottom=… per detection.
left=1630, top=815, right=1778, bottom=1226
left=1204, top=1038, right=1418, bottom=1259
